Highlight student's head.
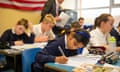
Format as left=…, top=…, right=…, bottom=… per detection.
left=15, top=18, right=28, bottom=35
left=58, top=0, right=64, bottom=4
left=42, top=14, right=56, bottom=31
left=97, top=13, right=114, bottom=33
left=60, top=22, right=81, bottom=37
left=71, top=21, right=81, bottom=31
left=67, top=29, right=90, bottom=50
left=78, top=17, right=84, bottom=26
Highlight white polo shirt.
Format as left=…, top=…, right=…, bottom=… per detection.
left=33, top=24, right=55, bottom=40
left=89, top=28, right=111, bottom=46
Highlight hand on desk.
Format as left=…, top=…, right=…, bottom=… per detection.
left=55, top=56, right=68, bottom=64
left=14, top=40, right=24, bottom=46
left=34, top=36, right=48, bottom=42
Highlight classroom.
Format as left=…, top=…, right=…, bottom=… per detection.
left=0, top=0, right=120, bottom=72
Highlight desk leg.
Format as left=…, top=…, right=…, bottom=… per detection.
left=14, top=55, right=22, bottom=72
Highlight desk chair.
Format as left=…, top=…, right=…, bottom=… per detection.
left=22, top=48, right=41, bottom=72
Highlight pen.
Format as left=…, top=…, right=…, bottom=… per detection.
left=58, top=46, right=65, bottom=56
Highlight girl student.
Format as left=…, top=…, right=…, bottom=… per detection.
left=33, top=29, right=90, bottom=72
left=0, top=18, right=34, bottom=46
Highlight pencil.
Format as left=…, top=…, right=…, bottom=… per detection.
left=58, top=46, right=65, bottom=56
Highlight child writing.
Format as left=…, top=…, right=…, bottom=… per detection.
left=33, top=14, right=56, bottom=43
left=0, top=18, right=34, bottom=46
left=33, top=29, right=90, bottom=72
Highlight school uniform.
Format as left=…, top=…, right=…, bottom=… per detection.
left=89, top=28, right=111, bottom=46
left=33, top=24, right=55, bottom=40
left=110, top=28, right=120, bottom=46
left=0, top=29, right=35, bottom=46
left=33, top=35, right=78, bottom=72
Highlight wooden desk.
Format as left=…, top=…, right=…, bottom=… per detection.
left=0, top=49, right=22, bottom=72
left=44, top=63, right=74, bottom=72
left=45, top=59, right=120, bottom=72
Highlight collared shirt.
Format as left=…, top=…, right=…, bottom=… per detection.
left=89, top=28, right=111, bottom=46
left=12, top=28, right=15, bottom=34
left=55, top=0, right=60, bottom=16
left=33, top=24, right=55, bottom=40
left=64, top=35, right=68, bottom=49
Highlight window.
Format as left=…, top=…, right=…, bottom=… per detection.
left=62, top=0, right=76, bottom=10
left=82, top=0, right=109, bottom=8
left=114, top=0, right=120, bottom=4
left=82, top=9, right=109, bottom=24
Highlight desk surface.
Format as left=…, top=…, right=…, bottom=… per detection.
left=45, top=63, right=74, bottom=72
left=0, top=49, right=21, bottom=56
left=45, top=60, right=120, bottom=72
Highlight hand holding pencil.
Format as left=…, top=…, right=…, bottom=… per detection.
left=55, top=56, right=68, bottom=64
left=55, top=46, right=68, bottom=64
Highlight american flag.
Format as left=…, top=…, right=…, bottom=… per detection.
left=0, top=0, right=47, bottom=11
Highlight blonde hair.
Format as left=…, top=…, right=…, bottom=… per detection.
left=42, top=14, right=56, bottom=24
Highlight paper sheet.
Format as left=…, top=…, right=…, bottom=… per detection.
left=11, top=42, right=47, bottom=50
left=56, top=12, right=70, bottom=27
left=104, top=63, right=120, bottom=68
left=56, top=55, right=101, bottom=67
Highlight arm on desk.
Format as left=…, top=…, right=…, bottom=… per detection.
left=36, top=49, right=55, bottom=63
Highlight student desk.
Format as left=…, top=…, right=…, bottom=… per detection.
left=45, top=59, right=120, bottom=72
left=45, top=63, right=74, bottom=72
left=0, top=49, right=22, bottom=72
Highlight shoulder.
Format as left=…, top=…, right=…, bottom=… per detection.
left=33, top=24, right=41, bottom=30
left=33, top=24, right=40, bottom=28
left=3, top=29, right=12, bottom=34
left=46, top=36, right=65, bottom=48
left=90, top=29, right=97, bottom=36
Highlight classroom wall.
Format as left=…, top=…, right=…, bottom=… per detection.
left=0, top=8, right=41, bottom=35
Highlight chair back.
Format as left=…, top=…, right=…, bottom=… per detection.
left=22, top=48, right=41, bottom=72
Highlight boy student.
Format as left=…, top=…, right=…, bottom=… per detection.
left=33, top=29, right=90, bottom=72
left=0, top=18, right=34, bottom=46
left=59, top=21, right=81, bottom=37
left=33, top=14, right=56, bottom=43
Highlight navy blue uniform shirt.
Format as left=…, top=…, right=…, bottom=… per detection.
left=33, top=36, right=78, bottom=72
left=0, top=29, right=35, bottom=45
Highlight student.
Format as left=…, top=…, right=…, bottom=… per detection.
left=78, top=17, right=85, bottom=28
left=40, top=0, right=64, bottom=36
left=0, top=18, right=34, bottom=46
left=89, top=13, right=114, bottom=51
left=78, top=17, right=93, bottom=31
left=33, top=14, right=56, bottom=43
left=33, top=29, right=90, bottom=72
left=59, top=21, right=81, bottom=37
left=110, top=22, right=120, bottom=46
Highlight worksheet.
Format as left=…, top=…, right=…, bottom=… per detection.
left=56, top=55, right=101, bottom=67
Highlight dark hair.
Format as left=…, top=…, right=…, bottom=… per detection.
left=93, top=17, right=100, bottom=29
left=78, top=17, right=84, bottom=21
left=59, top=22, right=81, bottom=37
left=71, top=21, right=81, bottom=29
left=97, top=13, right=112, bottom=27
left=72, top=29, right=90, bottom=46
left=17, top=18, right=28, bottom=29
